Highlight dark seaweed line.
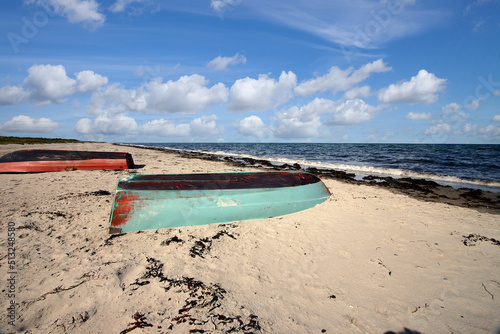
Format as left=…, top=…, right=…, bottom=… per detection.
left=127, top=257, right=261, bottom=333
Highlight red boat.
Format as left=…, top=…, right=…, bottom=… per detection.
left=0, top=149, right=135, bottom=173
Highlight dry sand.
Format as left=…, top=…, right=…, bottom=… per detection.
left=0, top=142, right=499, bottom=334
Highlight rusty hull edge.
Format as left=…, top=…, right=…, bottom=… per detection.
left=118, top=172, right=321, bottom=191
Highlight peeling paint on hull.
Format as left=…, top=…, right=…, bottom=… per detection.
left=109, top=171, right=331, bottom=233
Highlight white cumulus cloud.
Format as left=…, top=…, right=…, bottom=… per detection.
left=86, top=75, right=228, bottom=115
left=344, top=85, right=371, bottom=100
left=141, top=119, right=190, bottom=137
left=442, top=102, right=461, bottom=114
left=378, top=69, right=447, bottom=105
left=142, top=116, right=224, bottom=138
left=424, top=122, right=452, bottom=135
left=272, top=97, right=380, bottom=139
left=456, top=123, right=478, bottom=135
left=73, top=118, right=93, bottom=134
left=0, top=86, right=30, bottom=105
left=23, top=64, right=77, bottom=105
left=228, top=71, right=297, bottom=111
left=76, top=113, right=224, bottom=137
left=85, top=83, right=137, bottom=115
left=189, top=115, right=225, bottom=136
left=441, top=102, right=466, bottom=118
left=234, top=115, right=271, bottom=138
left=299, top=98, right=338, bottom=115
left=74, top=113, right=138, bottom=135
left=75, top=70, right=109, bottom=93
left=274, top=106, right=323, bottom=139
left=208, top=53, right=247, bottom=71
left=479, top=124, right=500, bottom=141
left=406, top=112, right=432, bottom=120
left=0, top=115, right=60, bottom=133
left=330, top=99, right=379, bottom=125
left=1, top=64, right=108, bottom=106
left=26, top=0, right=105, bottom=29
left=466, top=97, right=484, bottom=110
left=141, top=75, right=228, bottom=113
left=295, top=59, right=391, bottom=96
left=272, top=98, right=334, bottom=139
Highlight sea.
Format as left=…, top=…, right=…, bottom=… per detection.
left=130, top=143, right=500, bottom=192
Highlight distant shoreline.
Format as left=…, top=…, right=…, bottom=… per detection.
left=0, top=136, right=90, bottom=145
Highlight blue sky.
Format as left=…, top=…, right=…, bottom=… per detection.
left=0, top=0, right=499, bottom=143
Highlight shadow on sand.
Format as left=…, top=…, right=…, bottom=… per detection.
left=384, top=329, right=422, bottom=334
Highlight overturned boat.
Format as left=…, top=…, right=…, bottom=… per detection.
left=0, top=149, right=135, bottom=173
left=109, top=171, right=331, bottom=233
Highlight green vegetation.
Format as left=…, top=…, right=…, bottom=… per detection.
left=0, top=136, right=88, bottom=145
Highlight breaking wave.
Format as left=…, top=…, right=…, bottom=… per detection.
left=131, top=143, right=500, bottom=192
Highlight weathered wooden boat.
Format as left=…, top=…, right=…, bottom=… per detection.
left=109, top=171, right=330, bottom=233
left=0, top=149, right=135, bottom=173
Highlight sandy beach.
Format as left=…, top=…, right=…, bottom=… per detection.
left=1, top=142, right=499, bottom=334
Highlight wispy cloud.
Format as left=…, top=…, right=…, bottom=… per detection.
left=295, top=59, right=391, bottom=96
left=211, top=0, right=242, bottom=17
left=406, top=112, right=432, bottom=121
left=25, top=0, right=105, bottom=29
left=463, top=0, right=497, bottom=32
left=464, top=0, right=496, bottom=15
left=225, top=0, right=447, bottom=48
left=109, top=0, right=160, bottom=16
left=207, top=53, right=247, bottom=71
left=110, top=0, right=141, bottom=13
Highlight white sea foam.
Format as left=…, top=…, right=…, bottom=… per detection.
left=131, top=144, right=500, bottom=193
left=190, top=148, right=500, bottom=192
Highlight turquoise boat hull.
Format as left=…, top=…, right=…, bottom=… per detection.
left=109, top=171, right=330, bottom=233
